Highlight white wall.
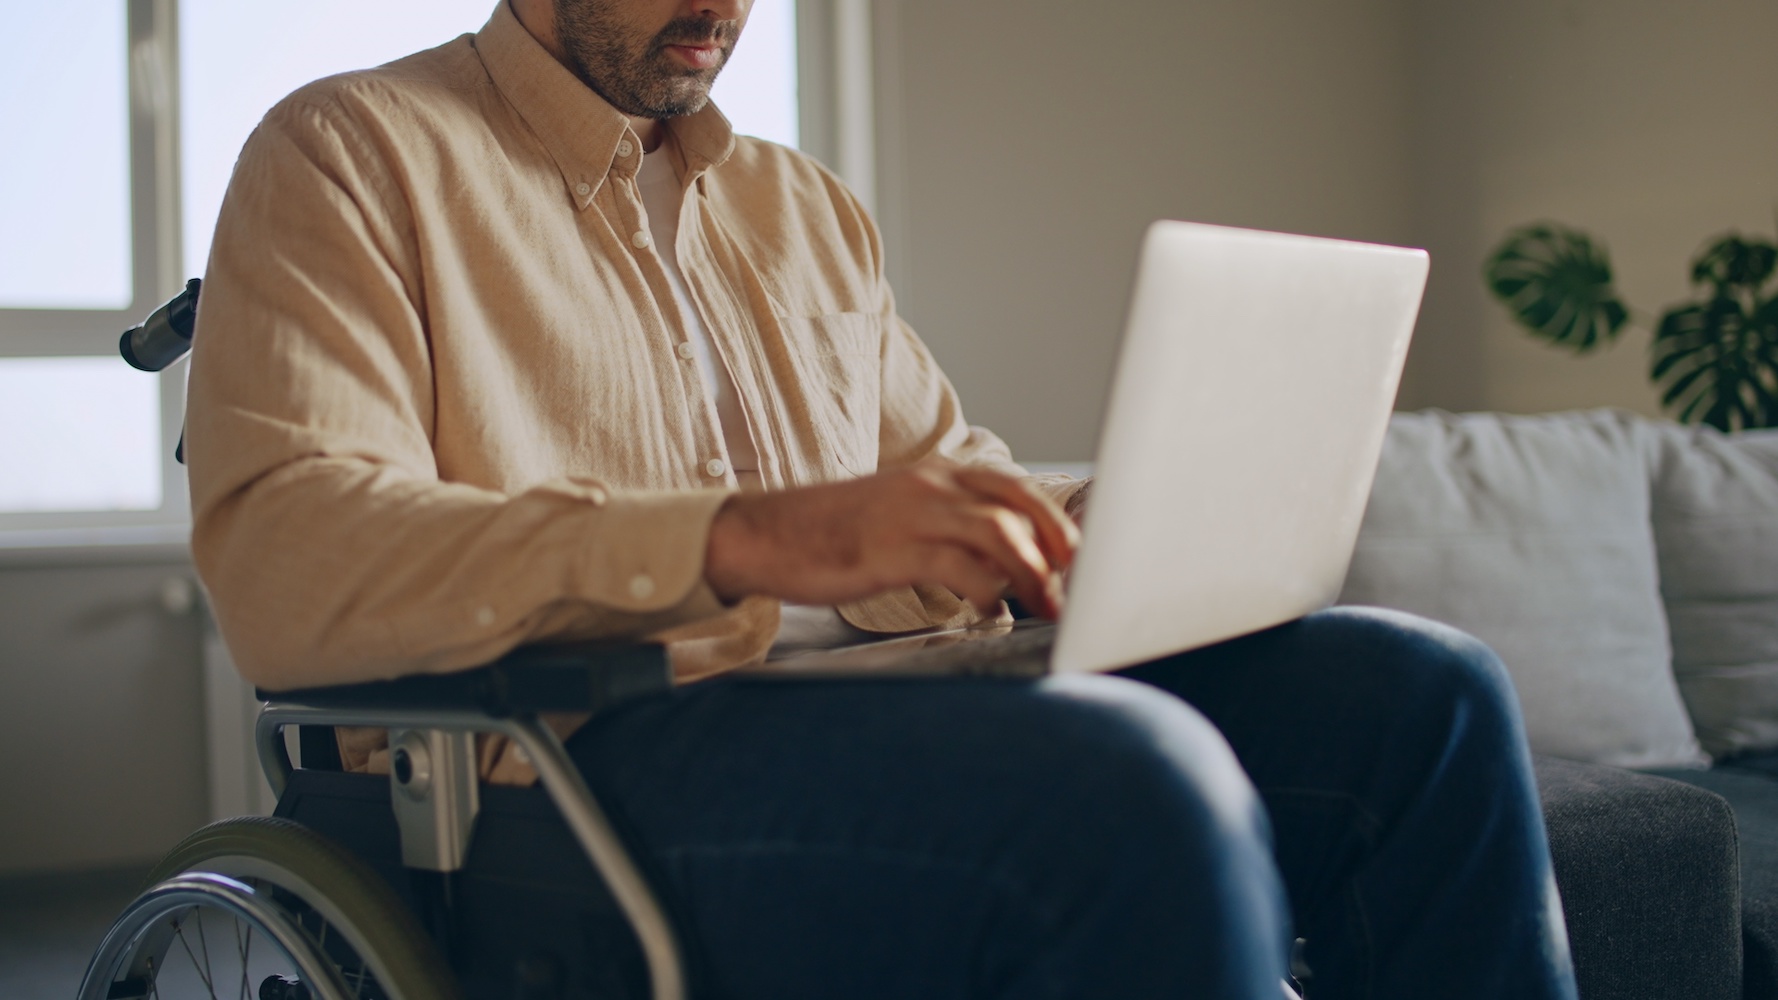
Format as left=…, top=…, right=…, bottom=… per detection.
left=873, top=0, right=1778, bottom=457
left=875, top=0, right=1416, bottom=462
left=0, top=558, right=206, bottom=875
left=1404, top=0, right=1778, bottom=415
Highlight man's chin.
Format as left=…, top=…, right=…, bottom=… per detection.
left=637, top=81, right=718, bottom=119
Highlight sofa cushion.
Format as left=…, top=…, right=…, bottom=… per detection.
left=1341, top=410, right=1707, bottom=768
left=1535, top=755, right=1741, bottom=1000
left=1650, top=426, right=1778, bottom=758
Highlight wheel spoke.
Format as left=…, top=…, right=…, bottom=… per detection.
left=103, top=819, right=450, bottom=1000
left=196, top=910, right=219, bottom=1000
left=172, top=916, right=219, bottom=998
left=236, top=920, right=254, bottom=1000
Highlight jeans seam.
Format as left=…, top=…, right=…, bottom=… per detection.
left=1261, top=786, right=1383, bottom=999
left=1350, top=880, right=1376, bottom=1000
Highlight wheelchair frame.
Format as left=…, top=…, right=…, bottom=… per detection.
left=254, top=706, right=683, bottom=1000
left=82, top=642, right=693, bottom=1000
left=266, top=642, right=691, bottom=1000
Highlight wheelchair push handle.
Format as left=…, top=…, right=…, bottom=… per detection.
left=120, top=277, right=202, bottom=372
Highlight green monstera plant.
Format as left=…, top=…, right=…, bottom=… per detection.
left=1484, top=223, right=1778, bottom=431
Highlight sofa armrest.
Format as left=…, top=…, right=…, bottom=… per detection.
left=1534, top=754, right=1741, bottom=1000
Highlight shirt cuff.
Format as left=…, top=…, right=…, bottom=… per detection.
left=564, top=482, right=734, bottom=623
left=1022, top=473, right=1090, bottom=514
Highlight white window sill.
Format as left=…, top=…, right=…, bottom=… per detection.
left=0, top=523, right=191, bottom=567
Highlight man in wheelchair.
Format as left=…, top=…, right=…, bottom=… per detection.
left=127, top=0, right=1581, bottom=997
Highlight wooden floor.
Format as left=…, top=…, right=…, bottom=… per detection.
left=0, top=865, right=149, bottom=998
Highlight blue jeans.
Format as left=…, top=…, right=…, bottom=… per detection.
left=565, top=607, right=1579, bottom=1000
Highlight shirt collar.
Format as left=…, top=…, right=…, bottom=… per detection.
left=474, top=0, right=737, bottom=210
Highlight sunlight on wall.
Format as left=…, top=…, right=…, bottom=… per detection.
left=711, top=0, right=798, bottom=149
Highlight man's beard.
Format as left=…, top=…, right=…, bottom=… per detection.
left=552, top=0, right=739, bottom=119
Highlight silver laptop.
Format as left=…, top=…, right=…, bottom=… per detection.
left=746, top=220, right=1430, bottom=679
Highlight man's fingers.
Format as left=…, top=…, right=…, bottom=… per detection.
left=924, top=502, right=1062, bottom=619
left=951, top=467, right=1079, bottom=570
left=933, top=502, right=1050, bottom=584
left=918, top=545, right=1012, bottom=615
left=709, top=463, right=1074, bottom=617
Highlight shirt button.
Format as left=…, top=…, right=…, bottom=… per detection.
left=632, top=230, right=652, bottom=249
left=586, top=486, right=608, bottom=507
left=474, top=606, right=496, bottom=627
left=574, top=181, right=591, bottom=197
left=628, top=574, right=656, bottom=600
left=616, top=140, right=634, bottom=158
left=676, top=342, right=696, bottom=360
left=705, top=458, right=727, bottom=478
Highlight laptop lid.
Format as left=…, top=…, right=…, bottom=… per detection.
left=1051, top=221, right=1428, bottom=674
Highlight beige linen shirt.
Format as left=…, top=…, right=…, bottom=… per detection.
left=187, top=0, right=1080, bottom=740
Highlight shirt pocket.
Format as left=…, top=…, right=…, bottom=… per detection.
left=776, top=312, right=882, bottom=478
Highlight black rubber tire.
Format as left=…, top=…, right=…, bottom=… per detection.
left=142, top=816, right=461, bottom=1000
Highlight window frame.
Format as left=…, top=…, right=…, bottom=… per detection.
left=0, top=0, right=189, bottom=548
left=0, top=0, right=871, bottom=552
left=797, top=0, right=876, bottom=214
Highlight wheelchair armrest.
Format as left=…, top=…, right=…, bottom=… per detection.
left=255, top=641, right=671, bottom=718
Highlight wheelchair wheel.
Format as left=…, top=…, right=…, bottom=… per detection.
left=79, top=816, right=461, bottom=1000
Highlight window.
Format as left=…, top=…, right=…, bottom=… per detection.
left=0, top=0, right=853, bottom=546
left=0, top=1, right=180, bottom=543
left=0, top=5, right=132, bottom=311
left=0, top=358, right=160, bottom=513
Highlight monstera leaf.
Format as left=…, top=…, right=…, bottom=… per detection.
left=1691, top=235, right=1778, bottom=288
left=1485, top=224, right=1630, bottom=352
left=1650, top=234, right=1778, bottom=432
left=1486, top=221, right=1778, bottom=431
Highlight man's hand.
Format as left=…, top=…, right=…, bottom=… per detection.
left=705, top=461, right=1080, bottom=619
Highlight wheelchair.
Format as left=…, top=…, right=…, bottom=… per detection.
left=89, top=280, right=698, bottom=999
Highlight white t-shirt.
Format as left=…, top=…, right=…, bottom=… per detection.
left=635, top=143, right=867, bottom=652
left=635, top=146, right=761, bottom=487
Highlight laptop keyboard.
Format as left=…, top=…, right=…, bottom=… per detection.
left=889, top=623, right=1057, bottom=677
left=755, top=620, right=1057, bottom=678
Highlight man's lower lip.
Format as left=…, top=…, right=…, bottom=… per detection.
left=665, top=45, right=722, bottom=69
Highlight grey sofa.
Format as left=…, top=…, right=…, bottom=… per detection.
left=1344, top=410, right=1778, bottom=1000
left=1536, top=751, right=1778, bottom=1000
